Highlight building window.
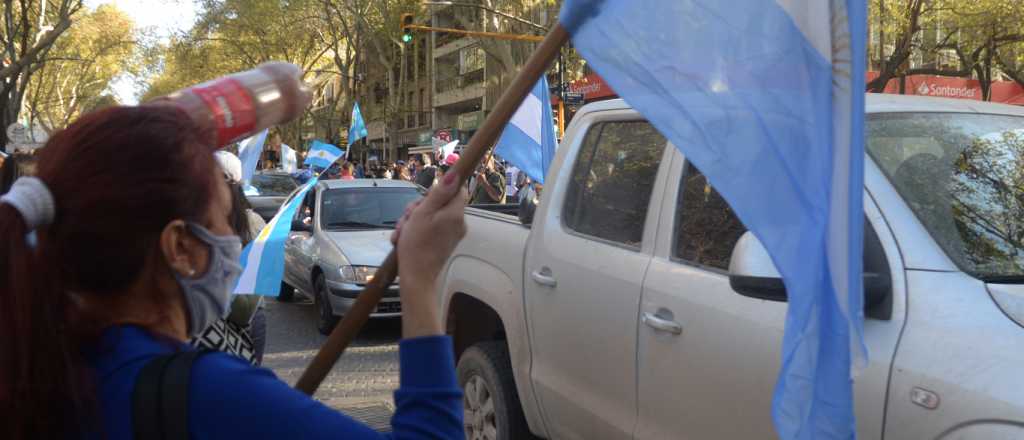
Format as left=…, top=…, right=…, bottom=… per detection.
left=418, top=88, right=426, bottom=126
left=418, top=37, right=427, bottom=75
left=407, top=91, right=416, bottom=128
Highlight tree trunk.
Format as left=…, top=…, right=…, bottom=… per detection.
left=867, top=0, right=925, bottom=92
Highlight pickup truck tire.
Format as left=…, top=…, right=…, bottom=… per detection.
left=315, top=275, right=338, bottom=335
left=457, top=342, right=536, bottom=440
left=277, top=281, right=295, bottom=302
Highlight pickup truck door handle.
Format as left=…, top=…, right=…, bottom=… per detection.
left=530, top=268, right=557, bottom=287
left=642, top=312, right=683, bottom=335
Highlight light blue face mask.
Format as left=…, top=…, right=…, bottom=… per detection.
left=174, top=222, right=243, bottom=337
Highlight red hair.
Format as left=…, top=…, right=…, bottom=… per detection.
left=0, top=105, right=217, bottom=438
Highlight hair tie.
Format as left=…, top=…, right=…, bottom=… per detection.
left=0, top=177, right=56, bottom=229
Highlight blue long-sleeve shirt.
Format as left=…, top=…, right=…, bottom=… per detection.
left=86, top=325, right=463, bottom=439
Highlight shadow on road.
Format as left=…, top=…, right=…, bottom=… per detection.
left=263, top=298, right=402, bottom=355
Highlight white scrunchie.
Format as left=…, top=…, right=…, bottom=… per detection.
left=1, top=177, right=55, bottom=229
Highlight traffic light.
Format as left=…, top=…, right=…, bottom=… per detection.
left=400, top=14, right=414, bottom=43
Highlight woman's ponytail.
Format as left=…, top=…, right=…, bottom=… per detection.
left=0, top=200, right=89, bottom=438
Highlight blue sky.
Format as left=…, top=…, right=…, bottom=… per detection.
left=84, top=0, right=199, bottom=104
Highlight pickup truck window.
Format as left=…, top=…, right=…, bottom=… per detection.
left=868, top=112, right=1024, bottom=281
left=674, top=163, right=747, bottom=270
left=563, top=121, right=665, bottom=248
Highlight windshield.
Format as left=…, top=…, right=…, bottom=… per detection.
left=248, top=174, right=297, bottom=196
left=321, top=187, right=423, bottom=230
left=868, top=112, right=1024, bottom=280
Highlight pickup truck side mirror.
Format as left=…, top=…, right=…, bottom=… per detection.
left=728, top=232, right=787, bottom=301
left=291, top=218, right=312, bottom=232
left=728, top=231, right=892, bottom=308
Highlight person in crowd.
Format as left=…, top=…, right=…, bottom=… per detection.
left=339, top=162, right=356, bottom=180
left=414, top=154, right=437, bottom=189
left=504, top=163, right=521, bottom=200
left=396, top=160, right=411, bottom=181
left=436, top=153, right=460, bottom=185
left=354, top=160, right=365, bottom=178
left=190, top=151, right=269, bottom=365
left=292, top=167, right=314, bottom=185
left=470, top=155, right=507, bottom=204
left=0, top=152, right=37, bottom=194
left=325, top=163, right=341, bottom=179
left=0, top=105, right=466, bottom=439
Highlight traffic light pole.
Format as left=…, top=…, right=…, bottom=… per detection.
left=403, top=24, right=545, bottom=43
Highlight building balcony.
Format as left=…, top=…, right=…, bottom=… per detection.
left=434, top=35, right=476, bottom=58
left=434, top=69, right=485, bottom=107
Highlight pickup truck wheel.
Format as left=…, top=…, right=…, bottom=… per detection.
left=458, top=342, right=535, bottom=440
left=277, top=281, right=295, bottom=302
left=315, top=275, right=338, bottom=335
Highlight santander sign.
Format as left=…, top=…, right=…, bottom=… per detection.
left=914, top=80, right=978, bottom=99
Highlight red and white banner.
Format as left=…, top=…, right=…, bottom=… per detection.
left=867, top=72, right=1024, bottom=105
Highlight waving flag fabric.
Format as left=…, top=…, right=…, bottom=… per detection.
left=234, top=176, right=319, bottom=296
left=560, top=0, right=867, bottom=438
left=237, top=129, right=268, bottom=185
left=348, top=102, right=368, bottom=146
left=304, top=140, right=344, bottom=168
left=494, top=77, right=558, bottom=184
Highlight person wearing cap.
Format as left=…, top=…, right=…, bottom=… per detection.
left=470, top=155, right=506, bottom=204
left=204, top=151, right=269, bottom=365
left=436, top=153, right=459, bottom=184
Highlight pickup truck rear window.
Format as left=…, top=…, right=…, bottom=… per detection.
left=563, top=121, right=665, bottom=248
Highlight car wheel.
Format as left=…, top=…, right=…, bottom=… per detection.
left=457, top=342, right=536, bottom=440
left=278, top=281, right=295, bottom=302
left=315, top=274, right=338, bottom=335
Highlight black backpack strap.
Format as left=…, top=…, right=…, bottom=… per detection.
left=132, top=349, right=211, bottom=440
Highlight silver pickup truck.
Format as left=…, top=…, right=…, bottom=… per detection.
left=440, top=95, right=1024, bottom=439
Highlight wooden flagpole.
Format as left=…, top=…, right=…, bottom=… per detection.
left=295, top=24, right=569, bottom=395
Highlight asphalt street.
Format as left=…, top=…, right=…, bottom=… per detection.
left=261, top=295, right=401, bottom=430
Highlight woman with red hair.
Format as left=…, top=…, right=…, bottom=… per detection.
left=0, top=105, right=467, bottom=439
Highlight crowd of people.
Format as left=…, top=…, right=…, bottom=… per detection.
left=304, top=152, right=540, bottom=207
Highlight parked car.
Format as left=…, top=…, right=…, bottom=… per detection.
left=281, top=179, right=424, bottom=334
left=440, top=95, right=1024, bottom=439
left=246, top=171, right=299, bottom=221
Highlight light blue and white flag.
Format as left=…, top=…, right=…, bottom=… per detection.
left=304, top=140, right=344, bottom=169
left=560, top=0, right=867, bottom=438
left=238, top=129, right=268, bottom=185
left=347, top=102, right=368, bottom=160
left=494, top=77, right=558, bottom=184
left=234, top=176, right=319, bottom=296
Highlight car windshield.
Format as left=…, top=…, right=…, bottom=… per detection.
left=321, top=187, right=423, bottom=230
left=868, top=112, right=1024, bottom=280
left=248, top=174, right=297, bottom=196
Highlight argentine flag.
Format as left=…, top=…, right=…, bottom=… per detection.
left=561, top=0, right=867, bottom=438
left=237, top=129, right=267, bottom=185
left=494, top=77, right=558, bottom=184
left=348, top=102, right=368, bottom=146
left=235, top=176, right=319, bottom=296
left=304, top=140, right=344, bottom=169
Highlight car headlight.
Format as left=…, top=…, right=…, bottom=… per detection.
left=340, top=265, right=377, bottom=284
